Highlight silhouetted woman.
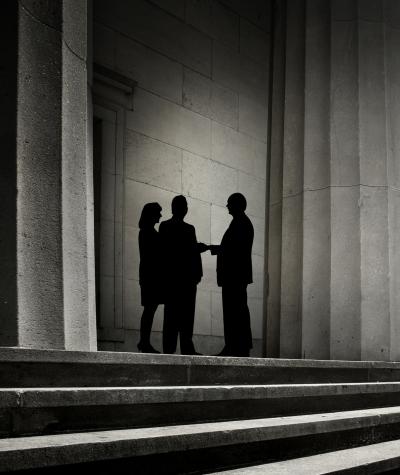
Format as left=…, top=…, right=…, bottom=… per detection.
left=137, top=202, right=163, bottom=353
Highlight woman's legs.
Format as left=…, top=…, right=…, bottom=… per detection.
left=138, top=303, right=159, bottom=352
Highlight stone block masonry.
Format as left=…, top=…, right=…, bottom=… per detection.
left=93, top=0, right=270, bottom=356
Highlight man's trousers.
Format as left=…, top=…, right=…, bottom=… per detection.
left=163, top=284, right=197, bottom=355
left=222, top=283, right=252, bottom=355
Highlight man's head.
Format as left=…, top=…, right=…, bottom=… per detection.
left=227, top=193, right=247, bottom=216
left=171, top=195, right=188, bottom=219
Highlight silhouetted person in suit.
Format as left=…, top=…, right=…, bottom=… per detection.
left=210, top=193, right=254, bottom=357
left=137, top=202, right=163, bottom=353
left=159, top=195, right=207, bottom=355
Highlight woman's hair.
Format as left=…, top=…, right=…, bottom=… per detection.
left=138, top=202, right=162, bottom=229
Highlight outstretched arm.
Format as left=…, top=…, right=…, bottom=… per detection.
left=209, top=245, right=221, bottom=255
left=197, top=242, right=210, bottom=253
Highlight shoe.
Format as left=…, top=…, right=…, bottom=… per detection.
left=137, top=342, right=160, bottom=354
left=215, top=347, right=233, bottom=357
left=215, top=347, right=250, bottom=357
left=235, top=350, right=250, bottom=357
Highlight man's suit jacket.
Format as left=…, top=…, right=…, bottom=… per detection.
left=216, top=213, right=254, bottom=287
left=159, top=218, right=203, bottom=287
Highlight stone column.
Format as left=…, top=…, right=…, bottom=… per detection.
left=0, top=1, right=19, bottom=346
left=267, top=0, right=400, bottom=361
left=0, top=0, right=96, bottom=350
left=266, top=0, right=286, bottom=357
left=61, top=0, right=96, bottom=350
left=280, top=0, right=305, bottom=358
left=330, top=0, right=360, bottom=361
left=386, top=2, right=400, bottom=361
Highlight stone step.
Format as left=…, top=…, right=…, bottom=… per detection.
left=3, top=383, right=400, bottom=436
left=2, top=407, right=400, bottom=473
left=2, top=348, right=400, bottom=387
left=212, top=439, right=400, bottom=474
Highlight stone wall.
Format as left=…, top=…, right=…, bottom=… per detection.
left=93, top=0, right=271, bottom=355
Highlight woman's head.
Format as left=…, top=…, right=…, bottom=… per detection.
left=139, top=202, right=162, bottom=229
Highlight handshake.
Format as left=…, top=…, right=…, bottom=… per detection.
left=198, top=243, right=220, bottom=255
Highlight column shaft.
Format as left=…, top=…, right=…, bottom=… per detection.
left=0, top=1, right=18, bottom=346
left=329, top=0, right=361, bottom=360
left=17, top=0, right=64, bottom=348
left=267, top=0, right=400, bottom=361
left=280, top=0, right=305, bottom=358
left=358, top=2, right=389, bottom=360
left=266, top=0, right=286, bottom=357
left=385, top=0, right=400, bottom=360
left=0, top=0, right=95, bottom=350
left=302, top=0, right=331, bottom=359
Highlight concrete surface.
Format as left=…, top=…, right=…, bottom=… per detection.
left=3, top=348, right=400, bottom=389
left=4, top=347, right=400, bottom=366
left=1, top=406, right=400, bottom=471
left=213, top=439, right=400, bottom=474
left=3, top=382, right=400, bottom=408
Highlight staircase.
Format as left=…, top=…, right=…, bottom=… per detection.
left=2, top=349, right=400, bottom=473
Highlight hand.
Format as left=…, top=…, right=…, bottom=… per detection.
left=209, top=245, right=220, bottom=255
left=197, top=242, right=209, bottom=253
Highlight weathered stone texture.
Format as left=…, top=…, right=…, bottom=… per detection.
left=4, top=0, right=94, bottom=351
left=20, top=0, right=62, bottom=31
left=151, top=0, right=185, bottom=19
left=63, top=0, right=87, bottom=60
left=116, top=35, right=183, bottom=104
left=280, top=194, right=303, bottom=359
left=0, top=1, right=18, bottom=346
left=127, top=89, right=211, bottom=158
left=240, top=18, right=270, bottom=65
left=330, top=187, right=361, bottom=361
left=239, top=96, right=268, bottom=143
left=186, top=0, right=239, bottom=50
left=93, top=0, right=268, bottom=356
left=301, top=0, right=331, bottom=360
left=17, top=5, right=64, bottom=349
left=95, top=0, right=212, bottom=76
left=125, top=130, right=182, bottom=193
left=62, top=49, right=90, bottom=350
left=211, top=83, right=238, bottom=129
left=268, top=0, right=400, bottom=361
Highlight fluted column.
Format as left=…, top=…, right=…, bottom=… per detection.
left=0, top=1, right=19, bottom=346
left=267, top=0, right=400, bottom=361
left=0, top=0, right=96, bottom=350
left=279, top=0, right=305, bottom=358
left=330, top=0, right=361, bottom=360
left=266, top=0, right=286, bottom=357
left=302, top=0, right=331, bottom=359
left=386, top=1, right=400, bottom=360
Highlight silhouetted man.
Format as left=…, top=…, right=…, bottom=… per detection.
left=210, top=193, right=254, bottom=357
left=159, top=195, right=207, bottom=355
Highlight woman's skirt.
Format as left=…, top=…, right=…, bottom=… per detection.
left=140, top=284, right=164, bottom=306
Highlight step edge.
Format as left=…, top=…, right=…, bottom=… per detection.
left=2, top=383, right=400, bottom=408
left=1, top=406, right=400, bottom=471
left=211, top=439, right=400, bottom=474
left=1, top=348, right=399, bottom=369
